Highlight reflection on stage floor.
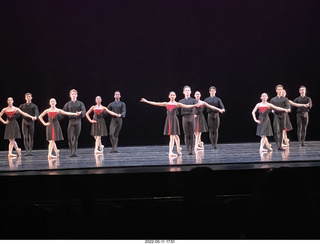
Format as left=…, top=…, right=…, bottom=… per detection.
left=0, top=141, right=320, bottom=175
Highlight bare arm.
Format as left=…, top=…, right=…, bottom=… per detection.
left=16, top=108, right=36, bottom=120
left=39, top=109, right=50, bottom=126
left=103, top=106, right=121, bottom=117
left=58, top=109, right=81, bottom=116
left=0, top=108, right=8, bottom=124
left=203, top=102, right=225, bottom=113
left=289, top=100, right=309, bottom=108
left=251, top=104, right=260, bottom=124
left=140, top=98, right=167, bottom=107
left=85, top=106, right=96, bottom=123
left=268, top=103, right=290, bottom=112
left=176, top=102, right=197, bottom=108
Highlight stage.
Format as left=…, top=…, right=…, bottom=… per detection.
left=0, top=141, right=320, bottom=175
left=1, top=142, right=320, bottom=239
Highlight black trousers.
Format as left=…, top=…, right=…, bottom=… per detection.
left=182, top=115, right=195, bottom=153
left=22, top=119, right=35, bottom=152
left=207, top=112, right=220, bottom=147
left=67, top=119, right=81, bottom=155
left=273, top=114, right=285, bottom=148
left=296, top=112, right=309, bottom=143
left=109, top=118, right=123, bottom=150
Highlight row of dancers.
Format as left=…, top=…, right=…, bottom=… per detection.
left=0, top=89, right=126, bottom=158
left=0, top=85, right=313, bottom=158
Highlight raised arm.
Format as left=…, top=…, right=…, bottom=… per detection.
left=140, top=98, right=167, bottom=107
left=176, top=102, right=198, bottom=108
left=16, top=108, right=36, bottom=120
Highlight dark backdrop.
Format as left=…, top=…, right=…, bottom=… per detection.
left=1, top=0, right=319, bottom=150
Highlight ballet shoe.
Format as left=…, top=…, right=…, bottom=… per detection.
left=200, top=142, right=204, bottom=147
left=169, top=152, right=177, bottom=157
left=100, top=145, right=104, bottom=151
left=17, top=148, right=21, bottom=156
left=177, top=147, right=182, bottom=155
left=56, top=150, right=60, bottom=157
left=94, top=149, right=102, bottom=154
left=259, top=148, right=268, bottom=153
left=8, top=153, right=17, bottom=158
left=48, top=154, right=56, bottom=158
left=266, top=144, right=273, bottom=151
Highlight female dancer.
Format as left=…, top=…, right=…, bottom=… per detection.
left=252, top=93, right=290, bottom=152
left=194, top=91, right=225, bottom=150
left=0, top=97, right=36, bottom=157
left=39, top=98, right=82, bottom=158
left=86, top=96, right=121, bottom=154
left=141, top=91, right=199, bottom=157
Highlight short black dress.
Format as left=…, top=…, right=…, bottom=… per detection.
left=284, top=113, right=293, bottom=131
left=163, top=104, right=180, bottom=135
left=91, top=108, right=108, bottom=136
left=194, top=105, right=208, bottom=133
left=4, top=111, right=21, bottom=140
left=46, top=111, right=64, bottom=141
left=256, top=106, right=273, bottom=136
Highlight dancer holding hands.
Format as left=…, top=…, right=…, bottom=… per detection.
left=39, top=98, right=82, bottom=158
left=141, top=91, right=199, bottom=157
left=0, top=97, right=37, bottom=157
left=252, top=93, right=290, bottom=152
left=86, top=96, right=121, bottom=154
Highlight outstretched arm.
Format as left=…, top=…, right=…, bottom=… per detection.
left=140, top=98, right=167, bottom=107
left=268, top=103, right=290, bottom=113
left=58, top=109, right=81, bottom=117
left=103, top=106, right=121, bottom=117
left=252, top=104, right=260, bottom=124
left=176, top=102, right=198, bottom=108
left=203, top=102, right=225, bottom=113
left=289, top=100, right=309, bottom=108
left=16, top=108, right=36, bottom=120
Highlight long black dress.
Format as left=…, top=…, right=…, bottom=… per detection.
left=163, top=104, right=180, bottom=135
left=90, top=108, right=108, bottom=136
left=256, top=106, right=273, bottom=136
left=46, top=111, right=64, bottom=141
left=4, top=111, right=21, bottom=140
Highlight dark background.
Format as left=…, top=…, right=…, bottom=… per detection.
left=0, top=0, right=319, bottom=151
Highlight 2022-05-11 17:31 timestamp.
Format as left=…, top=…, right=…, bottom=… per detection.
left=145, top=240, right=175, bottom=243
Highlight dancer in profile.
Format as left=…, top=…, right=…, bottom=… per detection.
left=0, top=97, right=36, bottom=157
left=86, top=96, right=121, bottom=154
left=39, top=98, right=82, bottom=158
left=107, top=91, right=126, bottom=153
left=252, top=93, right=290, bottom=152
left=293, top=86, right=312, bottom=146
left=141, top=91, right=199, bottom=157
left=204, top=86, right=225, bottom=149
left=193, top=91, right=225, bottom=150
left=19, top=92, right=39, bottom=156
left=63, top=89, right=86, bottom=157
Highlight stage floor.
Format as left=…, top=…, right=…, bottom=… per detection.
left=0, top=141, right=320, bottom=175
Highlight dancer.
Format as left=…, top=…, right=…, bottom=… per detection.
left=252, top=93, right=290, bottom=152
left=86, top=96, right=121, bottom=154
left=63, top=89, right=86, bottom=157
left=281, top=89, right=308, bottom=147
left=19, top=92, right=39, bottom=156
left=39, top=98, right=82, bottom=158
left=179, top=86, right=198, bottom=155
left=204, top=86, right=225, bottom=149
left=193, top=91, right=225, bottom=150
left=107, top=91, right=126, bottom=153
left=293, top=85, right=312, bottom=146
left=270, top=85, right=290, bottom=150
left=141, top=91, right=199, bottom=157
left=0, top=97, right=36, bottom=157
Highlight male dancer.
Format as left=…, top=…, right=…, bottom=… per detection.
left=107, top=91, right=126, bottom=153
left=204, top=86, right=225, bottom=149
left=270, top=84, right=290, bottom=150
left=179, top=85, right=197, bottom=155
left=63, top=89, right=86, bottom=157
left=19, top=92, right=39, bottom=156
left=293, top=85, right=312, bottom=146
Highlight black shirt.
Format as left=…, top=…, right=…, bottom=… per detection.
left=19, top=102, right=39, bottom=121
left=204, top=96, right=225, bottom=113
left=178, top=97, right=197, bottom=115
left=270, top=96, right=290, bottom=115
left=63, top=100, right=86, bottom=120
left=107, top=101, right=126, bottom=118
left=293, top=96, right=312, bottom=113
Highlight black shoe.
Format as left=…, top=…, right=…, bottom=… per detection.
left=109, top=149, right=115, bottom=153
left=113, top=150, right=119, bottom=153
left=70, top=154, right=78, bottom=157
left=301, top=143, right=306, bottom=146
left=277, top=147, right=285, bottom=151
left=188, top=151, right=193, bottom=155
left=25, top=153, right=30, bottom=156
left=213, top=145, right=217, bottom=149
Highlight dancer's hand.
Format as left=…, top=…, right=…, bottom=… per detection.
left=32, top=116, right=37, bottom=121
left=76, top=111, right=82, bottom=116
left=44, top=122, right=50, bottom=126
left=140, top=98, right=147, bottom=103
left=90, top=119, right=97, bottom=124
left=3, top=120, right=9, bottom=124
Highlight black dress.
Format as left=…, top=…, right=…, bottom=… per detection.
left=91, top=108, right=108, bottom=136
left=4, top=111, right=21, bottom=140
left=46, top=111, right=64, bottom=141
left=163, top=104, right=180, bottom=135
left=256, top=106, right=273, bottom=136
left=194, top=105, right=208, bottom=133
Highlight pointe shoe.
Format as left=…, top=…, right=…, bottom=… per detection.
left=259, top=148, right=268, bottom=153
left=56, top=150, right=60, bottom=157
left=8, top=153, right=17, bottom=157
left=100, top=145, right=104, bottom=151
left=267, top=144, right=273, bottom=151
left=200, top=142, right=204, bottom=147
left=94, top=149, right=102, bottom=154
left=169, top=152, right=177, bottom=157
left=177, top=147, right=182, bottom=155
left=17, top=148, right=22, bottom=156
left=195, top=146, right=204, bottom=151
left=48, top=154, right=56, bottom=158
